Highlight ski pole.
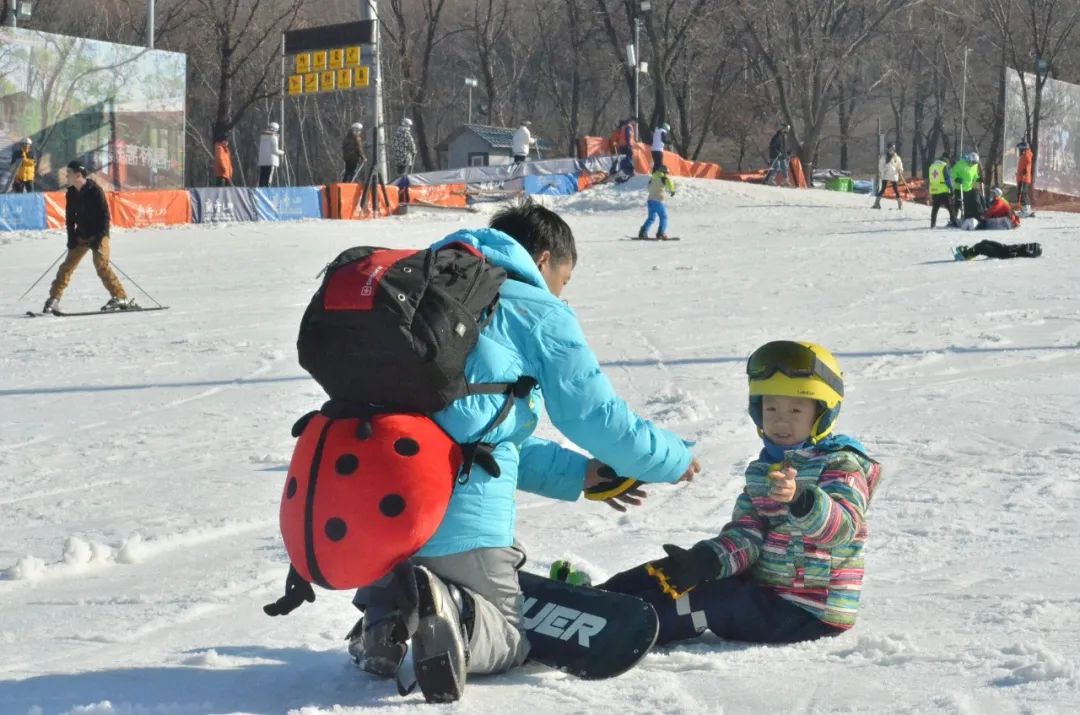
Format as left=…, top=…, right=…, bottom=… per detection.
left=109, top=260, right=164, bottom=308
left=18, top=249, right=67, bottom=302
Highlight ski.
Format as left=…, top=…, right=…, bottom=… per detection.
left=627, top=236, right=681, bottom=242
left=26, top=306, right=169, bottom=318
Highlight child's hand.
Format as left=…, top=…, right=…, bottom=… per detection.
left=767, top=466, right=798, bottom=503
left=678, top=457, right=701, bottom=483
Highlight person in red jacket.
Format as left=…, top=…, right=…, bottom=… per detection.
left=1015, top=140, right=1033, bottom=214
left=984, top=187, right=1020, bottom=228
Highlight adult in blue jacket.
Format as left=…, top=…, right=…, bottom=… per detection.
left=350, top=203, right=699, bottom=702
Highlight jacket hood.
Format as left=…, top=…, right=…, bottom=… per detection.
left=431, top=228, right=547, bottom=291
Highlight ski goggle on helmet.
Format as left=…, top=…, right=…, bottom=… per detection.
left=746, top=340, right=844, bottom=443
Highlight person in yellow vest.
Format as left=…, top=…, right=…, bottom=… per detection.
left=927, top=151, right=959, bottom=228
left=10, top=137, right=37, bottom=193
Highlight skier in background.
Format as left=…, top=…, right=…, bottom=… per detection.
left=638, top=164, right=676, bottom=240
left=9, top=137, right=36, bottom=192
left=765, top=124, right=790, bottom=186
left=342, top=122, right=367, bottom=183
left=257, top=122, right=285, bottom=187
left=927, top=151, right=959, bottom=228
left=512, top=121, right=534, bottom=164
left=1015, top=140, right=1033, bottom=216
left=952, top=152, right=983, bottom=220
left=872, top=144, right=904, bottom=210
left=392, top=118, right=417, bottom=178
left=213, top=135, right=233, bottom=187
left=651, top=122, right=671, bottom=171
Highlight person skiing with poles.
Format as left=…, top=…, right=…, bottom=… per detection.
left=42, top=161, right=135, bottom=314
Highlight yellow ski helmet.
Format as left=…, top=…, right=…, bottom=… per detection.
left=747, top=340, right=844, bottom=442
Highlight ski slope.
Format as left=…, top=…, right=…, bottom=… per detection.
left=2, top=178, right=1079, bottom=714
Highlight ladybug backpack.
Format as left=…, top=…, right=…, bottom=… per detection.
left=264, top=243, right=534, bottom=616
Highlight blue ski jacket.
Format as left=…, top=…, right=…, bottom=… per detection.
left=420, top=228, right=693, bottom=556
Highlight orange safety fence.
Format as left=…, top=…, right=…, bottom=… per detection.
left=43, top=190, right=67, bottom=229
left=718, top=170, right=767, bottom=183
left=330, top=183, right=401, bottom=219
left=579, top=136, right=723, bottom=179
left=404, top=183, right=469, bottom=209
left=109, top=190, right=192, bottom=229
left=45, top=190, right=192, bottom=230
left=878, top=179, right=922, bottom=202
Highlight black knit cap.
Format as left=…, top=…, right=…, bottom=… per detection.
left=66, top=160, right=87, bottom=176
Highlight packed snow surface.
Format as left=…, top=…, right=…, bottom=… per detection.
left=2, top=177, right=1079, bottom=714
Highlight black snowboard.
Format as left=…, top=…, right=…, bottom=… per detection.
left=518, top=571, right=658, bottom=679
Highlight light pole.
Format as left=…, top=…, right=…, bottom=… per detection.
left=627, top=2, right=650, bottom=124
left=959, top=47, right=971, bottom=156
left=147, top=0, right=154, bottom=48
left=464, top=77, right=478, bottom=124
left=4, top=0, right=32, bottom=28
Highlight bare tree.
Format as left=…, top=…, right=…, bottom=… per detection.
left=737, top=0, right=921, bottom=177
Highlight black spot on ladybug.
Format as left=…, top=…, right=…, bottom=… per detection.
left=325, top=518, right=347, bottom=541
left=335, top=454, right=359, bottom=475
left=380, top=494, right=406, bottom=517
left=355, top=420, right=373, bottom=440
left=286, top=477, right=298, bottom=498
left=394, top=438, right=420, bottom=457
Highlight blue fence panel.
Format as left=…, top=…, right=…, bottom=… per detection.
left=253, top=187, right=324, bottom=222
left=0, top=193, right=47, bottom=231
left=189, top=187, right=258, bottom=224
left=522, top=173, right=578, bottom=196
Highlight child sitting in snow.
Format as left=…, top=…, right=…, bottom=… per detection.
left=597, top=340, right=881, bottom=644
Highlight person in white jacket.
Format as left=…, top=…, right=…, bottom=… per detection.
left=258, top=122, right=286, bottom=187
left=651, top=123, right=670, bottom=171
left=511, top=121, right=534, bottom=164
left=873, top=144, right=905, bottom=209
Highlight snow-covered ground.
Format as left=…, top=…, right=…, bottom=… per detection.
left=2, top=178, right=1079, bottom=714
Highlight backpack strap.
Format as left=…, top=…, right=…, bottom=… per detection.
left=458, top=376, right=537, bottom=482
left=263, top=565, right=316, bottom=616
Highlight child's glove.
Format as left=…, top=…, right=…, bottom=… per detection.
left=645, top=542, right=722, bottom=599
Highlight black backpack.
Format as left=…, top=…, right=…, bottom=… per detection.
left=298, top=242, right=534, bottom=423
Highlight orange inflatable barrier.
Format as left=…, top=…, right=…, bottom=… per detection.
left=109, top=190, right=191, bottom=229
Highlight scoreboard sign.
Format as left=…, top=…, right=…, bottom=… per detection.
left=284, top=20, right=374, bottom=97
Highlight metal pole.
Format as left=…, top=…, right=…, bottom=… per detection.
left=633, top=17, right=641, bottom=125
left=959, top=47, right=969, bottom=156
left=280, top=32, right=290, bottom=186
left=361, top=0, right=387, bottom=180
left=147, top=0, right=155, bottom=48
left=468, top=85, right=473, bottom=124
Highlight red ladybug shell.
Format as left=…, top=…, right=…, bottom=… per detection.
left=280, top=413, right=462, bottom=590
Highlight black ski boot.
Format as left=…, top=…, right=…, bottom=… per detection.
left=412, top=566, right=474, bottom=704
left=346, top=614, right=410, bottom=679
